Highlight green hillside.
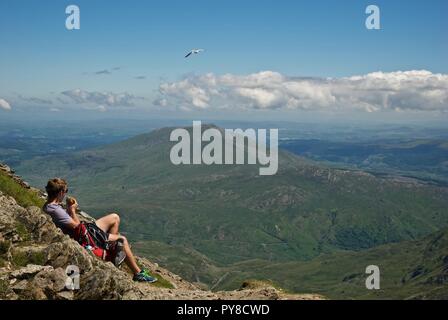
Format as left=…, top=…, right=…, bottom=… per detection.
left=15, top=126, right=448, bottom=298
left=0, top=169, right=44, bottom=209
left=221, top=226, right=448, bottom=299
left=134, top=227, right=448, bottom=299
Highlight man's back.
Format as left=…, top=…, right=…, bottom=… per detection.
left=43, top=202, right=73, bottom=235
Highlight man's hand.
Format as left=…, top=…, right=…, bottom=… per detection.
left=66, top=196, right=78, bottom=208
left=66, top=203, right=81, bottom=227
left=66, top=197, right=79, bottom=216
left=67, top=203, right=78, bottom=215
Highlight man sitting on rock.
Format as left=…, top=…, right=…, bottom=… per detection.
left=42, top=177, right=157, bottom=283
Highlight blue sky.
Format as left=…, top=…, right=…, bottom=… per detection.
left=0, top=0, right=447, bottom=121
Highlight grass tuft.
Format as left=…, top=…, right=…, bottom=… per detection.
left=11, top=249, right=46, bottom=267
left=0, top=170, right=44, bottom=208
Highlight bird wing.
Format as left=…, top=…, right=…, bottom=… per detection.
left=185, top=52, right=192, bottom=58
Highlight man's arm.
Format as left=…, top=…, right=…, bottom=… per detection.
left=65, top=217, right=80, bottom=230
left=67, top=203, right=81, bottom=227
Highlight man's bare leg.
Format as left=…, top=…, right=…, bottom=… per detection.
left=96, top=213, right=149, bottom=277
left=96, top=213, right=120, bottom=235
left=108, top=233, right=140, bottom=275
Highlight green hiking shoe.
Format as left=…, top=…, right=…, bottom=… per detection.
left=133, top=269, right=158, bottom=283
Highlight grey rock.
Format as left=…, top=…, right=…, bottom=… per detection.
left=12, top=279, right=28, bottom=292
left=10, top=264, right=53, bottom=280
left=75, top=266, right=136, bottom=300
left=0, top=164, right=11, bottom=173
left=34, top=267, right=67, bottom=291
left=44, top=239, right=96, bottom=273
left=56, top=290, right=74, bottom=300
left=15, top=206, right=64, bottom=244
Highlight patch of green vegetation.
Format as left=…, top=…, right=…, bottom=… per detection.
left=11, top=249, right=46, bottom=267
left=145, top=270, right=175, bottom=289
left=0, top=240, right=11, bottom=267
left=15, top=222, right=31, bottom=243
left=0, top=170, right=44, bottom=208
left=0, top=278, right=10, bottom=298
left=0, top=240, right=11, bottom=256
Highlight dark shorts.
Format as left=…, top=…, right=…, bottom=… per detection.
left=85, top=222, right=110, bottom=249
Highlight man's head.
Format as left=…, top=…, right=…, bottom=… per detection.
left=45, top=178, right=68, bottom=202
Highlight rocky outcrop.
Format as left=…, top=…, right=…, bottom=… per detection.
left=0, top=180, right=324, bottom=300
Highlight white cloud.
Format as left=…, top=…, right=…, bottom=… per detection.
left=153, top=97, right=168, bottom=107
left=95, top=105, right=107, bottom=112
left=80, top=105, right=107, bottom=112
left=0, top=98, right=12, bottom=110
left=18, top=95, right=53, bottom=105
left=155, top=70, right=448, bottom=113
left=61, top=89, right=137, bottom=107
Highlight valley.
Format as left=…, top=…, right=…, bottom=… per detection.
left=10, top=124, right=448, bottom=299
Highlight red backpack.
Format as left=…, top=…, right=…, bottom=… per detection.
left=72, top=223, right=116, bottom=261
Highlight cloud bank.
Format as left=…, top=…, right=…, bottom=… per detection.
left=61, top=89, right=138, bottom=108
left=155, top=70, right=448, bottom=113
left=19, top=95, right=53, bottom=105
left=0, top=98, right=12, bottom=110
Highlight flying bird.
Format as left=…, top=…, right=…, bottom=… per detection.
left=185, top=49, right=205, bottom=58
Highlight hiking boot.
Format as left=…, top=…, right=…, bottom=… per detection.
left=133, top=269, right=158, bottom=283
left=114, top=239, right=126, bottom=267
